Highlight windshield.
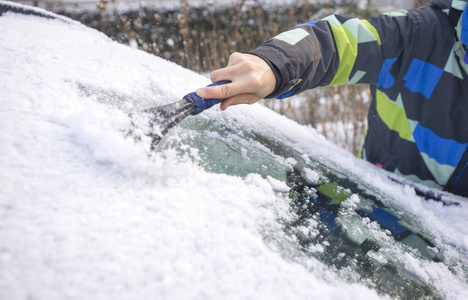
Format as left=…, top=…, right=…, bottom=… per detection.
left=157, top=112, right=468, bottom=299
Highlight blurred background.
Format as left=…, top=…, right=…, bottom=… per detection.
left=10, top=0, right=431, bottom=154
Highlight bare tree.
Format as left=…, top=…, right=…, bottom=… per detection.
left=415, top=0, right=431, bottom=8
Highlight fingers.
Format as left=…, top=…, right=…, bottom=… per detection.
left=196, top=81, right=238, bottom=100
left=196, top=81, right=262, bottom=109
left=219, top=98, right=234, bottom=111
left=220, top=93, right=261, bottom=110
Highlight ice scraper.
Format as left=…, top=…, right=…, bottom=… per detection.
left=140, top=80, right=230, bottom=148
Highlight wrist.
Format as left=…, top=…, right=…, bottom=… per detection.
left=246, top=52, right=282, bottom=98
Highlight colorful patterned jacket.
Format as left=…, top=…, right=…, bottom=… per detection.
left=250, top=0, right=468, bottom=197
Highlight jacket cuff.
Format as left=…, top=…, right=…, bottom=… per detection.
left=249, top=46, right=302, bottom=99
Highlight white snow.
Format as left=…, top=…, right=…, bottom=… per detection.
left=0, top=2, right=467, bottom=300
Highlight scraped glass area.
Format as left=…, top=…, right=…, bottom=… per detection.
left=157, top=114, right=467, bottom=299
left=286, top=170, right=443, bottom=299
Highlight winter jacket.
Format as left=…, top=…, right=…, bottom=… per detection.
left=250, top=0, right=468, bottom=197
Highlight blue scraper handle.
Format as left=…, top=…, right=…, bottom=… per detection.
left=184, top=80, right=231, bottom=115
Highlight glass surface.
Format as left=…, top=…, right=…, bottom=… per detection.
left=157, top=113, right=466, bottom=299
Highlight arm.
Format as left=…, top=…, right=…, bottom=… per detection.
left=197, top=9, right=417, bottom=109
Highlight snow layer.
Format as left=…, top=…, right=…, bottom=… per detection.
left=0, top=2, right=467, bottom=300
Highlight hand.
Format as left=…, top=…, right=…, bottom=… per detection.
left=195, top=52, right=276, bottom=110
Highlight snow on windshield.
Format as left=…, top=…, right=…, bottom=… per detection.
left=0, top=3, right=467, bottom=299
